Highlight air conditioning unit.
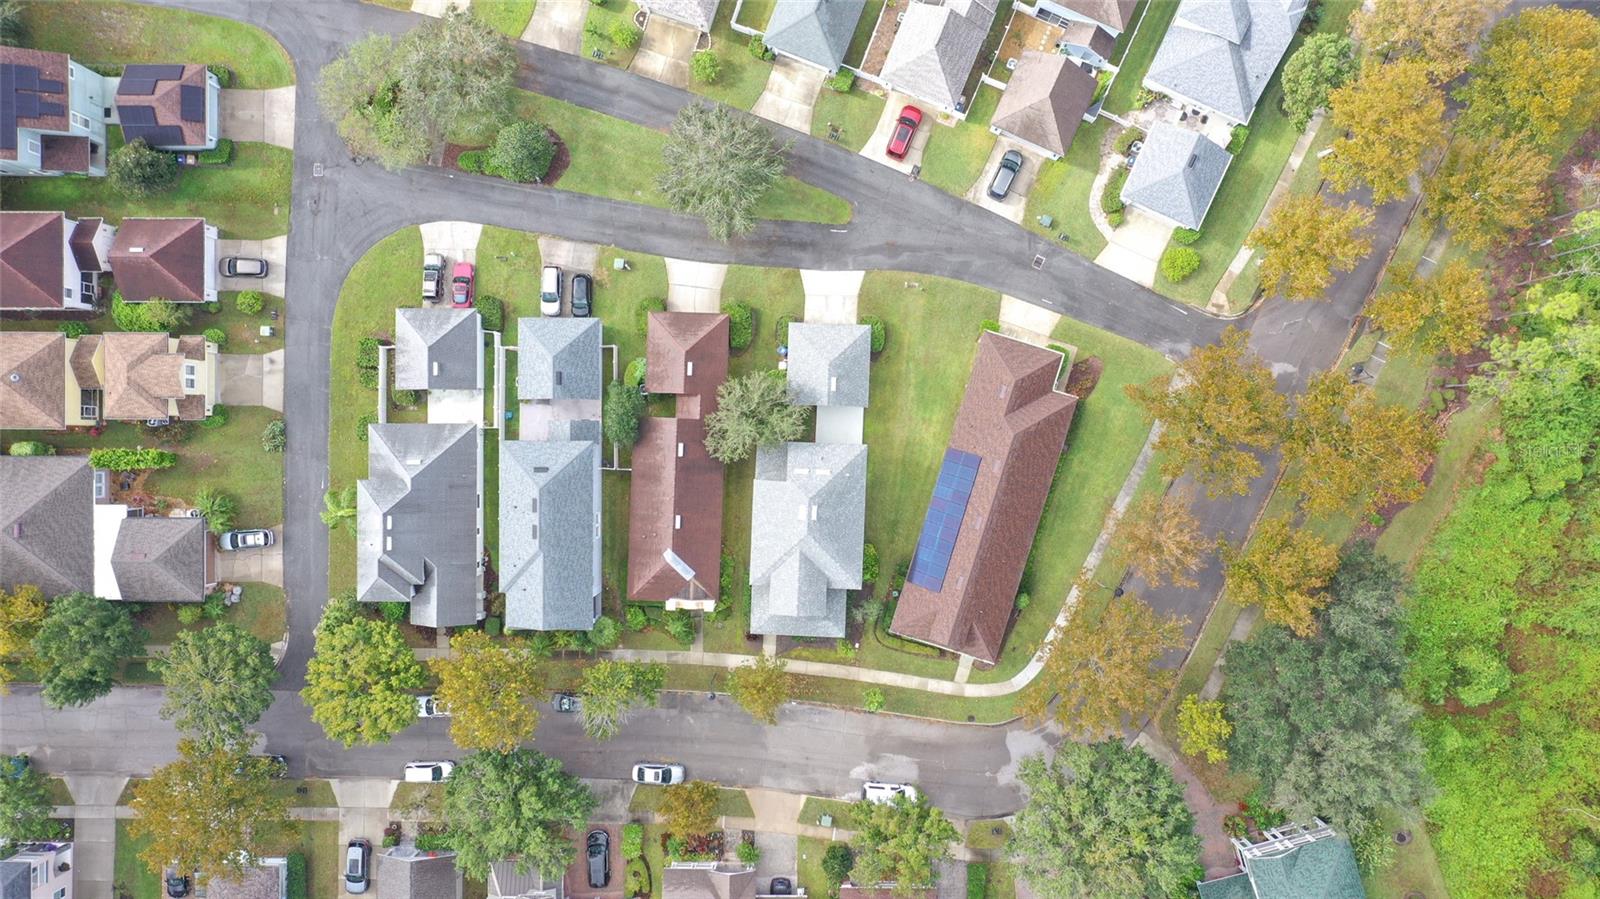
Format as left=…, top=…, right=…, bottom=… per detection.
left=1005, top=57, right=1019, bottom=71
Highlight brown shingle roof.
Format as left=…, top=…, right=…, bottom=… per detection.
left=0, top=47, right=71, bottom=162
left=111, top=516, right=209, bottom=603
left=70, top=334, right=102, bottom=390
left=101, top=332, right=196, bottom=421
left=0, top=331, right=67, bottom=430
left=991, top=51, right=1096, bottom=157
left=644, top=311, right=729, bottom=417
left=1051, top=0, right=1137, bottom=31
left=40, top=134, right=90, bottom=173
left=69, top=217, right=109, bottom=272
left=628, top=417, right=724, bottom=601
left=109, top=217, right=208, bottom=302
left=888, top=333, right=1076, bottom=663
left=1, top=210, right=66, bottom=309
left=1060, top=20, right=1114, bottom=60
left=115, top=64, right=211, bottom=148
left=662, top=864, right=757, bottom=899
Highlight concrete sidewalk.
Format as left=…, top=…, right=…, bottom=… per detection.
left=62, top=776, right=128, bottom=899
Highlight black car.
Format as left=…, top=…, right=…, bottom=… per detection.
left=587, top=830, right=610, bottom=888
left=553, top=692, right=580, bottom=713
left=164, top=869, right=191, bottom=897
left=770, top=878, right=794, bottom=895
left=988, top=150, right=1024, bottom=200
left=571, top=274, right=593, bottom=317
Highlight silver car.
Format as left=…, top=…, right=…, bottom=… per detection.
left=632, top=763, right=685, bottom=785
left=344, top=839, right=370, bottom=894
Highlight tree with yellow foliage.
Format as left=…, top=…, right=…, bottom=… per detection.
left=1107, top=490, right=1210, bottom=589
left=129, top=741, right=293, bottom=882
left=430, top=630, right=548, bottom=752
left=1282, top=372, right=1438, bottom=519
left=1352, top=0, right=1505, bottom=81
left=1176, top=695, right=1231, bottom=764
left=1222, top=518, right=1339, bottom=637
left=1324, top=59, right=1446, bottom=203
left=1457, top=7, right=1600, bottom=153
left=1427, top=136, right=1550, bottom=250
left=1250, top=195, right=1374, bottom=300
left=0, top=584, right=45, bottom=693
left=1367, top=259, right=1492, bottom=355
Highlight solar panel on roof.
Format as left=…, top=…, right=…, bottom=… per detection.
left=11, top=65, right=38, bottom=91
left=38, top=78, right=64, bottom=93
left=122, top=64, right=185, bottom=81
left=126, top=124, right=184, bottom=147
left=13, top=91, right=38, bottom=118
left=906, top=449, right=982, bottom=592
left=118, top=104, right=156, bottom=126
left=118, top=79, right=156, bottom=96
left=179, top=85, right=204, bottom=123
left=37, top=101, right=64, bottom=117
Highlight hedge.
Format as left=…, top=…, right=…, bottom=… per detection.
left=624, top=357, right=648, bottom=389
left=475, top=294, right=504, bottom=331
left=197, top=139, right=234, bottom=165
left=89, top=448, right=178, bottom=470
left=725, top=301, right=754, bottom=350
left=203, top=327, right=227, bottom=347
left=1100, top=167, right=1129, bottom=216
left=636, top=297, right=666, bottom=335
left=457, top=149, right=487, bottom=174
left=391, top=389, right=419, bottom=408
left=261, top=418, right=286, bottom=452
left=58, top=321, right=89, bottom=339
left=199, top=405, right=228, bottom=429
left=860, top=314, right=886, bottom=353
left=358, top=366, right=380, bottom=389
left=8, top=441, right=55, bottom=457
left=356, top=412, right=379, bottom=441
left=206, top=63, right=234, bottom=88
left=286, top=853, right=307, bottom=899
left=484, top=615, right=503, bottom=636
left=827, top=70, right=855, bottom=93
left=1227, top=125, right=1249, bottom=154
left=1160, top=246, right=1201, bottom=282
left=748, top=35, right=774, bottom=60
left=357, top=337, right=382, bottom=369
left=980, top=319, right=1001, bottom=333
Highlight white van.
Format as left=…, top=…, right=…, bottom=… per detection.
left=541, top=265, right=563, bottom=317
left=403, top=760, right=455, bottom=782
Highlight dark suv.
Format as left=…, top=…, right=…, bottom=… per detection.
left=587, top=830, right=610, bottom=888
left=988, top=150, right=1024, bottom=200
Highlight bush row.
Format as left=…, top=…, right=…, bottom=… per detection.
left=89, top=448, right=178, bottom=470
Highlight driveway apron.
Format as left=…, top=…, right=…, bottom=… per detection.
left=218, top=88, right=295, bottom=149
left=752, top=57, right=826, bottom=133
left=523, top=0, right=587, bottom=53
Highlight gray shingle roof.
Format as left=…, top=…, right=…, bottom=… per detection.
left=641, top=0, right=720, bottom=31
left=111, top=516, right=208, bottom=603
left=0, top=456, right=94, bottom=596
left=395, top=308, right=483, bottom=391
left=0, top=860, right=31, bottom=899
left=517, top=318, right=602, bottom=402
left=787, top=323, right=871, bottom=408
left=488, top=861, right=562, bottom=899
left=1121, top=123, right=1232, bottom=229
left=357, top=423, right=482, bottom=628
left=1144, top=0, right=1307, bottom=123
left=881, top=0, right=999, bottom=111
left=499, top=439, right=601, bottom=632
left=378, top=847, right=462, bottom=899
left=749, top=442, right=867, bottom=637
left=765, top=0, right=867, bottom=71
left=990, top=51, right=1097, bottom=157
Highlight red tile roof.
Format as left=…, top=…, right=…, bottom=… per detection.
left=109, top=217, right=208, bottom=302
left=1, top=211, right=66, bottom=309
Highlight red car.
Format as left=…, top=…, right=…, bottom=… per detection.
left=885, top=105, right=923, bottom=160
left=451, top=262, right=474, bottom=308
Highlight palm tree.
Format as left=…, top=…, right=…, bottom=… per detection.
left=193, top=488, right=237, bottom=535
left=321, top=485, right=357, bottom=533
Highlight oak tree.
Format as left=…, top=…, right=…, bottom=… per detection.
left=1250, top=195, right=1374, bottom=300
left=658, top=780, right=721, bottom=837
left=1352, top=0, right=1504, bottom=81
left=32, top=592, right=144, bottom=708
left=578, top=660, right=666, bottom=741
left=849, top=793, right=959, bottom=894
left=1324, top=60, right=1445, bottom=203
left=1366, top=259, right=1492, bottom=356
left=430, top=630, right=547, bottom=753
left=0, top=761, right=64, bottom=846
left=1279, top=33, right=1357, bottom=130
left=0, top=584, right=45, bottom=693
left=1107, top=489, right=1209, bottom=588
left=1427, top=136, right=1550, bottom=250
left=442, top=749, right=596, bottom=879
left=129, top=741, right=293, bottom=881
left=660, top=103, right=787, bottom=241
left=1017, top=596, right=1184, bottom=737
left=300, top=598, right=427, bottom=746
left=1282, top=372, right=1438, bottom=518
left=157, top=623, right=277, bottom=747
left=1221, top=517, right=1339, bottom=637
left=704, top=371, right=809, bottom=463
left=1457, top=7, right=1600, bottom=152
left=725, top=654, right=792, bottom=724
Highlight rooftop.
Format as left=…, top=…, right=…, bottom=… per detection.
left=990, top=51, right=1097, bottom=157
left=0, top=330, right=66, bottom=430
left=108, top=217, right=210, bottom=302
left=1121, top=123, right=1233, bottom=229
left=1144, top=0, right=1308, bottom=124
left=786, top=323, right=871, bottom=408
left=115, top=63, right=211, bottom=149
left=764, top=0, right=868, bottom=71
left=0, top=210, right=66, bottom=309
left=749, top=442, right=868, bottom=637
left=0, top=456, right=94, bottom=597
left=500, top=439, right=601, bottom=631
left=881, top=0, right=1000, bottom=111
left=395, top=308, right=483, bottom=392
left=518, top=317, right=603, bottom=402
left=111, top=516, right=209, bottom=603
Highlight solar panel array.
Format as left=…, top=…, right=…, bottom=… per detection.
left=179, top=85, right=205, bottom=123
left=2, top=62, right=71, bottom=153
left=906, top=448, right=981, bottom=592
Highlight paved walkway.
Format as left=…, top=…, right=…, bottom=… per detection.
left=218, top=88, right=295, bottom=149
left=664, top=257, right=728, bottom=311
left=799, top=269, right=865, bottom=323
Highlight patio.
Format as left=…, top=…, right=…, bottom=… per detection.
left=1124, top=96, right=1235, bottom=149
left=989, top=10, right=1065, bottom=84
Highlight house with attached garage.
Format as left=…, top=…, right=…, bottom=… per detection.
left=0, top=47, right=111, bottom=178
left=1120, top=122, right=1233, bottom=229
left=1027, top=0, right=1137, bottom=37
left=762, top=0, right=867, bottom=73
left=0, top=210, right=115, bottom=311
left=394, top=308, right=484, bottom=393
left=113, top=63, right=220, bottom=152
left=638, top=0, right=720, bottom=33
left=1196, top=819, right=1364, bottom=899
left=0, top=329, right=221, bottom=432
left=109, top=216, right=218, bottom=303
left=989, top=50, right=1098, bottom=160
left=880, top=0, right=1000, bottom=116
left=377, top=846, right=463, bottom=899
left=1143, top=0, right=1308, bottom=127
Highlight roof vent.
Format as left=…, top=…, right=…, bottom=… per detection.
left=1187, top=154, right=1198, bottom=168
left=431, top=361, right=440, bottom=376
left=11, top=524, right=21, bottom=538
left=686, top=361, right=695, bottom=377
left=676, top=442, right=685, bottom=458
left=7, top=372, right=19, bottom=383
left=555, top=371, right=564, bottom=386
left=829, top=376, right=838, bottom=392
left=810, top=504, right=819, bottom=521
left=674, top=514, right=682, bottom=530
left=129, top=246, right=144, bottom=253
left=533, top=466, right=549, bottom=473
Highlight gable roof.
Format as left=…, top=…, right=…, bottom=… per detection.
left=110, top=217, right=209, bottom=302
left=749, top=442, right=867, bottom=637
left=395, top=308, right=483, bottom=391
left=881, top=0, right=998, bottom=111
left=0, top=330, right=67, bottom=430
left=0, top=456, right=94, bottom=596
left=1, top=210, right=66, bottom=309
left=662, top=864, right=757, bottom=899
left=1059, top=20, right=1115, bottom=60
left=787, top=323, right=871, bottom=408
left=888, top=333, right=1075, bottom=662
left=488, top=861, right=562, bottom=899
left=111, top=516, right=208, bottom=603
left=640, top=0, right=720, bottom=31
left=0, top=860, right=29, bottom=899
left=377, top=847, right=462, bottom=899
left=1198, top=825, right=1364, bottom=899
left=628, top=417, right=724, bottom=601
left=70, top=217, right=111, bottom=272
left=990, top=51, right=1097, bottom=157
left=1144, top=0, right=1307, bottom=123
left=357, top=423, right=482, bottom=628
left=765, top=0, right=867, bottom=71
left=1048, top=0, right=1138, bottom=31
left=100, top=331, right=203, bottom=421
left=500, top=440, right=601, bottom=631
left=116, top=64, right=211, bottom=149
left=645, top=311, right=729, bottom=415
left=518, top=317, right=602, bottom=402
left=0, top=47, right=72, bottom=161
left=1121, top=123, right=1232, bottom=229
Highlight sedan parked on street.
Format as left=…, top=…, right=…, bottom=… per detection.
left=885, top=105, right=923, bottom=160
left=451, top=261, right=475, bottom=309
left=345, top=839, right=371, bottom=894
left=987, top=149, right=1024, bottom=200
left=218, top=529, right=275, bottom=551
left=571, top=273, right=593, bottom=318
left=587, top=830, right=611, bottom=888
left=403, top=761, right=455, bottom=782
left=632, top=763, right=685, bottom=785
left=220, top=256, right=268, bottom=278
left=863, top=781, right=918, bottom=804
left=553, top=692, right=580, bottom=713
left=416, top=695, right=449, bottom=718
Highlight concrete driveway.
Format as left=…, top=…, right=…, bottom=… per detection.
left=217, top=534, right=285, bottom=587
left=753, top=57, right=826, bottom=133
left=630, top=15, right=700, bottom=89
left=420, top=220, right=483, bottom=266
left=220, top=350, right=285, bottom=412
left=219, top=88, right=295, bottom=149
left=1093, top=207, right=1174, bottom=288
left=800, top=269, right=864, bottom=323
left=523, top=0, right=587, bottom=53
left=218, top=236, right=286, bottom=295
left=861, top=91, right=933, bottom=174
left=665, top=257, right=727, bottom=311
left=537, top=237, right=602, bottom=315
left=966, top=138, right=1041, bottom=224
left=409, top=0, right=456, bottom=16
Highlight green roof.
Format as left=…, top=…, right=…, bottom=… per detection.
left=1197, top=873, right=1254, bottom=899
left=1248, top=836, right=1365, bottom=899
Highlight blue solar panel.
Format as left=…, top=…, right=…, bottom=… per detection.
left=179, top=85, right=205, bottom=123
left=907, top=448, right=981, bottom=592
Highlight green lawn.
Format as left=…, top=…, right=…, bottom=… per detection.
left=472, top=0, right=536, bottom=38
left=114, top=820, right=162, bottom=899
left=796, top=836, right=837, bottom=899
left=20, top=1, right=294, bottom=88
left=797, top=797, right=857, bottom=829
left=268, top=778, right=339, bottom=808
left=630, top=784, right=755, bottom=818
left=1024, top=118, right=1112, bottom=257
left=136, top=583, right=287, bottom=647
left=1365, top=808, right=1450, bottom=899
left=1107, top=0, right=1149, bottom=65
left=735, top=0, right=776, bottom=30
left=2, top=290, right=284, bottom=355
left=582, top=0, right=645, bottom=69
left=811, top=84, right=888, bottom=154
left=966, top=819, right=1010, bottom=849
left=1378, top=400, right=1496, bottom=568
left=918, top=86, right=1001, bottom=197
left=1101, top=0, right=1178, bottom=115
left=476, top=226, right=545, bottom=345
left=690, top=1, right=774, bottom=111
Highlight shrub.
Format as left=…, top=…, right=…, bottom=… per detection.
left=487, top=121, right=556, bottom=183
left=203, top=327, right=227, bottom=347
left=1160, top=246, right=1201, bottom=283
left=591, top=615, right=621, bottom=649
left=206, top=63, right=234, bottom=88
left=261, top=419, right=287, bottom=452
left=199, top=405, right=228, bottom=429
left=1133, top=87, right=1162, bottom=108
left=379, top=602, right=408, bottom=623
left=178, top=603, right=205, bottom=626
left=610, top=20, right=640, bottom=48
left=636, top=297, right=666, bottom=334
left=88, top=448, right=177, bottom=470
left=58, top=321, right=89, bottom=339
left=827, top=69, right=855, bottom=93
left=475, top=293, right=504, bottom=330
left=863, top=687, right=885, bottom=712
left=625, top=605, right=649, bottom=631
left=822, top=843, right=853, bottom=888
left=1100, top=166, right=1128, bottom=216
left=725, top=301, right=754, bottom=350
left=774, top=313, right=797, bottom=348
left=356, top=411, right=379, bottom=441
left=862, top=543, right=880, bottom=583
left=624, top=356, right=648, bottom=388
left=1172, top=227, right=1202, bottom=246
left=193, top=488, right=236, bottom=534
left=197, top=138, right=234, bottom=165
left=8, top=441, right=55, bottom=456
left=358, top=366, right=380, bottom=389
left=286, top=853, right=307, bottom=899
left=235, top=290, right=265, bottom=315
left=414, top=833, right=452, bottom=852
left=204, top=300, right=221, bottom=314
left=484, top=615, right=504, bottom=636
left=604, top=383, right=646, bottom=446
left=109, top=138, right=178, bottom=197
left=1014, top=592, right=1031, bottom=611
left=1107, top=209, right=1124, bottom=228
left=736, top=841, right=760, bottom=865
left=202, top=591, right=227, bottom=620
left=692, top=51, right=721, bottom=84
left=112, top=293, right=191, bottom=332
left=748, top=35, right=774, bottom=60
left=1227, top=125, right=1249, bottom=154
left=622, top=823, right=645, bottom=860
left=860, top=314, right=886, bottom=352
left=980, top=319, right=1001, bottom=333
left=456, top=149, right=487, bottom=173
left=1113, top=127, right=1145, bottom=155
left=391, top=389, right=419, bottom=408
left=357, top=337, right=382, bottom=370
left=663, top=609, right=695, bottom=645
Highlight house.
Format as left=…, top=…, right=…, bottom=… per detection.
left=100, top=515, right=216, bottom=603
left=786, top=323, right=871, bottom=409
left=377, top=846, right=463, bottom=899
left=880, top=0, right=999, bottom=115
left=1197, top=820, right=1365, bottom=899
left=1029, top=0, right=1137, bottom=36
left=516, top=317, right=603, bottom=434
left=1, top=210, right=114, bottom=311
left=989, top=51, right=1098, bottom=160
left=487, top=861, right=562, bottom=899
left=394, top=308, right=484, bottom=392
left=889, top=333, right=1075, bottom=663
left=114, top=63, right=220, bottom=152
left=1056, top=20, right=1116, bottom=68
left=357, top=423, right=483, bottom=628
left=662, top=862, right=758, bottom=899
left=1120, top=123, right=1232, bottom=229
left=749, top=442, right=867, bottom=638
left=0, top=47, right=111, bottom=177
left=203, top=857, right=287, bottom=899
left=638, top=0, right=720, bottom=32
left=108, top=217, right=218, bottom=303
left=1143, top=0, right=1308, bottom=126
left=627, top=312, right=728, bottom=607
left=1, top=841, right=74, bottom=899
left=0, top=329, right=222, bottom=432
left=763, top=0, right=867, bottom=73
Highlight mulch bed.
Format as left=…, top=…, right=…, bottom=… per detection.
left=440, top=127, right=569, bottom=189
left=1064, top=355, right=1104, bottom=398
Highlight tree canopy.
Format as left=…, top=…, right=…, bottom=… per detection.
left=578, top=660, right=665, bottom=741
left=1250, top=194, right=1374, bottom=300
left=1279, top=33, right=1357, bottom=130
left=1281, top=372, right=1438, bottom=518
left=157, top=623, right=277, bottom=747
left=1366, top=259, right=1492, bottom=356
left=1457, top=7, right=1600, bottom=153
left=659, top=103, right=788, bottom=241
left=725, top=654, right=792, bottom=724
left=704, top=371, right=809, bottom=463
left=848, top=793, right=959, bottom=894
left=442, top=749, right=597, bottom=879
left=300, top=598, right=427, bottom=746
left=1352, top=0, right=1504, bottom=80
left=430, top=630, right=547, bottom=752
left=659, top=780, right=721, bottom=837
left=1426, top=135, right=1550, bottom=251
left=0, top=761, right=64, bottom=846
left=108, top=138, right=178, bottom=197
left=1106, top=489, right=1209, bottom=588
left=32, top=592, right=144, bottom=707
left=0, top=584, right=45, bottom=693
left=1221, top=517, right=1339, bottom=637
left=128, top=740, right=293, bottom=881
left=1324, top=59, right=1445, bottom=203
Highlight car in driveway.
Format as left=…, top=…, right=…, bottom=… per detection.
left=163, top=868, right=192, bottom=897
left=586, top=830, right=611, bottom=888
left=541, top=265, right=563, bottom=316
left=553, top=692, right=580, bottom=713
left=769, top=878, right=794, bottom=895
left=220, top=256, right=268, bottom=278
left=423, top=253, right=445, bottom=302
left=988, top=149, right=1024, bottom=200
left=571, top=273, right=593, bottom=317
left=403, top=761, right=455, bottom=782
left=632, top=763, right=685, bottom=785
left=217, top=528, right=275, bottom=552
left=863, top=781, right=918, bottom=804
left=451, top=261, right=475, bottom=308
left=417, top=695, right=449, bottom=718
left=345, top=839, right=371, bottom=894
left=885, top=105, right=923, bottom=160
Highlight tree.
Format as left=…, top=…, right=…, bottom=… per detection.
left=578, top=660, right=665, bottom=741
left=1426, top=136, right=1550, bottom=250
left=157, top=624, right=276, bottom=747
left=442, top=749, right=597, bottom=879
left=108, top=138, right=178, bottom=197
left=658, top=780, right=720, bottom=836
left=603, top=383, right=646, bottom=447
left=1106, top=489, right=1209, bottom=588
left=659, top=103, right=787, bottom=241
left=691, top=50, right=721, bottom=84
left=704, top=371, right=809, bottom=463
left=848, top=793, right=959, bottom=893
left=1367, top=260, right=1492, bottom=357
left=32, top=592, right=144, bottom=707
left=0, top=0, right=27, bottom=47
left=0, top=762, right=64, bottom=846
left=300, top=598, right=427, bottom=746
left=128, top=741, right=293, bottom=881
left=488, top=121, right=556, bottom=183
left=0, top=584, right=46, bottom=693
left=725, top=654, right=791, bottom=724
left=317, top=34, right=430, bottom=169
left=1221, top=517, right=1339, bottom=637
left=1352, top=0, right=1503, bottom=81
left=1010, top=743, right=1200, bottom=898
left=321, top=484, right=358, bottom=532
left=1279, top=33, right=1357, bottom=130
left=1176, top=695, right=1231, bottom=764
left=430, top=631, right=547, bottom=752
left=1016, top=595, right=1184, bottom=737
left=1250, top=194, right=1374, bottom=299
left=192, top=487, right=237, bottom=535
left=1281, top=372, right=1437, bottom=518
left=1457, top=7, right=1600, bottom=152
left=1323, top=60, right=1445, bottom=203
left=1126, top=327, right=1288, bottom=496
left=822, top=843, right=854, bottom=890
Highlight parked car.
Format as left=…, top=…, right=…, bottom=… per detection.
left=988, top=149, right=1024, bottom=200
left=571, top=273, right=593, bottom=318
left=345, top=839, right=371, bottom=894
left=553, top=692, right=580, bottom=713
left=541, top=265, right=563, bottom=316
left=416, top=695, right=450, bottom=718
left=862, top=781, right=918, bottom=804
left=217, top=528, right=275, bottom=551
left=632, top=763, right=685, bottom=785
left=423, top=253, right=446, bottom=302
left=403, top=761, right=455, bottom=783
left=163, top=868, right=192, bottom=898
left=770, top=878, right=794, bottom=895
left=220, top=256, right=268, bottom=278
left=586, top=830, right=611, bottom=889
left=885, top=105, right=923, bottom=160
left=451, top=261, right=475, bottom=308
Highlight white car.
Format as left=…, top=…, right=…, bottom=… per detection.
left=863, top=782, right=918, bottom=804
left=632, top=763, right=685, bottom=785
left=403, top=761, right=455, bottom=783
left=416, top=695, right=449, bottom=718
left=540, top=265, right=563, bottom=316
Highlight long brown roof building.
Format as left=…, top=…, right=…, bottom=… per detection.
left=109, top=217, right=216, bottom=302
left=889, top=332, right=1076, bottom=663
